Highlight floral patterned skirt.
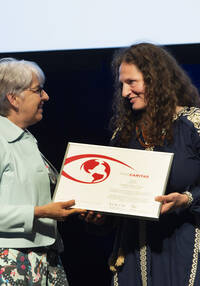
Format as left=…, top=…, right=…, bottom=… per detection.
left=0, top=247, right=69, bottom=285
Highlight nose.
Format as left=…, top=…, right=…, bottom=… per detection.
left=41, top=90, right=49, bottom=101
left=121, top=83, right=131, bottom=98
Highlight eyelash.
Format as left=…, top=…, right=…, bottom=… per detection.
left=34, top=87, right=43, bottom=93
left=119, top=81, right=135, bottom=88
left=128, top=80, right=135, bottom=85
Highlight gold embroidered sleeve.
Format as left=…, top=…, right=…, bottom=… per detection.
left=183, top=107, right=200, bottom=135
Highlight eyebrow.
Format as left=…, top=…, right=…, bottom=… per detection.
left=31, top=85, right=42, bottom=90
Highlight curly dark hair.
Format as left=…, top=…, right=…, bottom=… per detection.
left=110, top=43, right=200, bottom=147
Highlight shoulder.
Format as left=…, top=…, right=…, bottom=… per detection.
left=178, top=107, right=200, bottom=135
left=0, top=137, right=11, bottom=175
left=0, top=135, right=9, bottom=150
left=0, top=136, right=10, bottom=163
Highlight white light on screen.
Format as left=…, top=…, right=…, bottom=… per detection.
left=1, top=0, right=200, bottom=53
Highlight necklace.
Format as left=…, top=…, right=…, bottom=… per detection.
left=136, top=125, right=166, bottom=148
left=135, top=126, right=153, bottom=148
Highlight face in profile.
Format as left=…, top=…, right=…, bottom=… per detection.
left=119, top=62, right=147, bottom=110
left=16, top=73, right=49, bottom=128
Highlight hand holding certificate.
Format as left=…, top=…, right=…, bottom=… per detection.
left=53, top=142, right=174, bottom=220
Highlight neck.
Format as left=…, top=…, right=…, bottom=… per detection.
left=175, top=106, right=184, bottom=114
left=7, top=114, right=26, bottom=129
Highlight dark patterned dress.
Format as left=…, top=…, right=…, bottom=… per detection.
left=110, top=107, right=200, bottom=286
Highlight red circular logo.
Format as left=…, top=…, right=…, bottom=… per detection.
left=80, top=159, right=110, bottom=183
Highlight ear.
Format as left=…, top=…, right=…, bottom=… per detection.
left=6, top=93, right=20, bottom=109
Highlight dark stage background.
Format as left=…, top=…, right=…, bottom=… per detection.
left=1, top=44, right=200, bottom=286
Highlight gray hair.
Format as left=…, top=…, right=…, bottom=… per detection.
left=0, top=57, right=45, bottom=116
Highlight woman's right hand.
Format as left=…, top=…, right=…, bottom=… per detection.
left=34, top=200, right=86, bottom=221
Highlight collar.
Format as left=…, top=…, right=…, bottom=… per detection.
left=0, top=116, right=26, bottom=143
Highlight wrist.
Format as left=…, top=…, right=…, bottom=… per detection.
left=182, top=191, right=193, bottom=208
left=34, top=206, right=46, bottom=218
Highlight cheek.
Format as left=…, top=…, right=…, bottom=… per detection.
left=133, top=83, right=145, bottom=94
left=32, top=100, right=40, bottom=108
left=140, top=84, right=145, bottom=93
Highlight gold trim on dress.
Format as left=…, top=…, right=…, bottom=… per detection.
left=113, top=272, right=119, bottom=286
left=111, top=127, right=121, bottom=140
left=139, top=220, right=148, bottom=286
left=183, top=107, right=200, bottom=134
left=188, top=227, right=200, bottom=286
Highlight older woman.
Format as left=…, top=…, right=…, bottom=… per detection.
left=0, top=58, right=84, bottom=285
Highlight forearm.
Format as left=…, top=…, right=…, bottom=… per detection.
left=0, top=205, right=34, bottom=233
left=34, top=205, right=49, bottom=218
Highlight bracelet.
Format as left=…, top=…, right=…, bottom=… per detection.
left=183, top=191, right=193, bottom=207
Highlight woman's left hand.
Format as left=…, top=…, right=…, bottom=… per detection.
left=155, top=192, right=189, bottom=214
left=79, top=211, right=106, bottom=225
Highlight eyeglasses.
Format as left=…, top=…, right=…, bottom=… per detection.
left=27, top=86, right=44, bottom=97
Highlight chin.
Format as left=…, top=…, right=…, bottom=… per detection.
left=132, top=105, right=146, bottom=111
left=31, top=116, right=43, bottom=126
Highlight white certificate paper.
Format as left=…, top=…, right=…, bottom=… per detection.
left=53, top=142, right=174, bottom=220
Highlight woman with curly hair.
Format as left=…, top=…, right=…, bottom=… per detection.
left=108, top=43, right=200, bottom=286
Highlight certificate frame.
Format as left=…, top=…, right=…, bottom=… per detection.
left=53, top=142, right=174, bottom=220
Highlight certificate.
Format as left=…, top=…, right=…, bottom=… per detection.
left=53, top=142, right=174, bottom=220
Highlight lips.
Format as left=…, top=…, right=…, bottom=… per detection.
left=129, top=96, right=139, bottom=103
left=38, top=104, right=44, bottom=112
left=38, top=102, right=44, bottom=108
